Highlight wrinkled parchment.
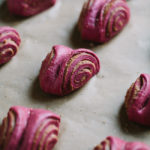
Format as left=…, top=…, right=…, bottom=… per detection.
left=0, top=0, right=150, bottom=149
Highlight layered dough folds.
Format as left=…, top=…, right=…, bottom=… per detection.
left=125, top=74, right=150, bottom=126
left=0, top=27, right=21, bottom=65
left=39, top=45, right=100, bottom=96
left=0, top=106, right=60, bottom=150
left=94, top=136, right=150, bottom=150
left=7, top=0, right=56, bottom=16
left=78, top=0, right=130, bottom=43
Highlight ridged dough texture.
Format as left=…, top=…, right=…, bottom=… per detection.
left=0, top=106, right=60, bottom=150
left=78, top=0, right=130, bottom=43
left=0, top=27, right=21, bottom=65
left=7, top=0, right=56, bottom=16
left=125, top=74, right=150, bottom=126
left=94, top=136, right=150, bottom=150
left=39, top=45, right=100, bottom=96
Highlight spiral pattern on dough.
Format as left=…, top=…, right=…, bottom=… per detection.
left=39, top=45, right=100, bottom=96
left=0, top=27, right=21, bottom=65
left=94, top=136, right=126, bottom=150
left=0, top=106, right=60, bottom=150
left=125, top=74, right=150, bottom=126
left=31, top=119, right=59, bottom=150
left=7, top=0, right=56, bottom=16
left=0, top=106, right=29, bottom=150
left=94, top=136, right=150, bottom=150
left=0, top=110, right=16, bottom=150
left=21, top=109, right=60, bottom=150
left=78, top=0, right=130, bottom=43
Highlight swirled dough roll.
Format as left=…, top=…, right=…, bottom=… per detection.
left=39, top=45, right=100, bottom=96
left=7, top=0, right=56, bottom=16
left=125, top=74, right=150, bottom=126
left=94, top=136, right=150, bottom=150
left=0, top=106, right=60, bottom=150
left=0, top=27, right=21, bottom=64
left=78, top=0, right=130, bottom=43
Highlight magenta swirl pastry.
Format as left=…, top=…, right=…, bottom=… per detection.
left=0, top=106, right=60, bottom=150
left=78, top=0, right=130, bottom=43
left=125, top=74, right=150, bottom=126
left=0, top=106, right=30, bottom=150
left=7, top=0, right=56, bottom=17
left=39, top=45, right=100, bottom=96
left=0, top=27, right=21, bottom=65
left=94, top=136, right=150, bottom=150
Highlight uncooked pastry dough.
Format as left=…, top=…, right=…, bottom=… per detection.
left=0, top=26, right=21, bottom=64
left=94, top=136, right=150, bottom=150
left=125, top=73, right=150, bottom=126
left=7, top=0, right=56, bottom=16
left=0, top=0, right=150, bottom=149
left=0, top=106, right=60, bottom=150
left=39, top=45, right=100, bottom=96
left=78, top=0, right=130, bottom=43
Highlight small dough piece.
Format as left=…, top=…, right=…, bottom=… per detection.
left=7, top=0, right=56, bottom=17
left=0, top=106, right=60, bottom=150
left=94, top=136, right=150, bottom=150
left=125, top=74, right=150, bottom=126
left=0, top=27, right=21, bottom=65
left=78, top=0, right=130, bottom=43
left=39, top=45, right=100, bottom=96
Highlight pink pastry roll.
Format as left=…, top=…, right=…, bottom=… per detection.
left=21, top=108, right=60, bottom=150
left=0, top=106, right=60, bottom=150
left=7, top=0, right=56, bottom=17
left=78, top=0, right=130, bottom=43
left=125, top=74, right=150, bottom=126
left=0, top=27, right=21, bottom=65
left=94, top=136, right=150, bottom=150
left=0, top=106, right=30, bottom=150
left=39, top=45, right=100, bottom=96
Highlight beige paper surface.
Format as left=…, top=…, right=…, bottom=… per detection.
left=0, top=0, right=150, bottom=149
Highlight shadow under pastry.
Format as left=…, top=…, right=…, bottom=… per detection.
left=70, top=24, right=119, bottom=52
left=0, top=61, right=11, bottom=69
left=118, top=103, right=150, bottom=135
left=29, top=76, right=85, bottom=104
left=0, top=2, right=25, bottom=24
left=70, top=24, right=100, bottom=49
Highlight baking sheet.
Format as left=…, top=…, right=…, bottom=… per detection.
left=0, top=0, right=150, bottom=149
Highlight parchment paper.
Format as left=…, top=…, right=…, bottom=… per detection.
left=0, top=0, right=150, bottom=149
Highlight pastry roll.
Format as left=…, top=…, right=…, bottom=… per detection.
left=39, top=45, right=100, bottom=96
left=0, top=106, right=60, bottom=150
left=125, top=74, right=150, bottom=126
left=0, top=106, right=30, bottom=150
left=0, top=27, right=21, bottom=64
left=21, top=108, right=60, bottom=150
left=78, top=0, right=130, bottom=43
left=94, top=136, right=150, bottom=150
left=7, top=0, right=56, bottom=16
